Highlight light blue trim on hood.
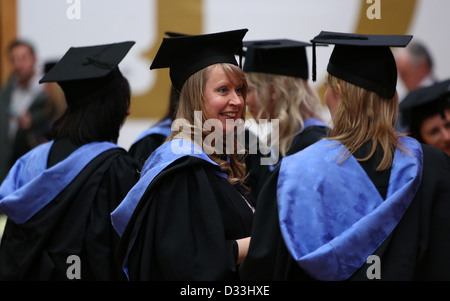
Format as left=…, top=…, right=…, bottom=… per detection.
left=277, top=136, right=423, bottom=280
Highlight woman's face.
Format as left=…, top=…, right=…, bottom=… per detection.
left=204, top=65, right=245, bottom=133
left=420, top=108, right=450, bottom=156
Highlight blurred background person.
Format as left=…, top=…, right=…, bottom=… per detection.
left=0, top=40, right=52, bottom=182
left=399, top=79, right=450, bottom=156
left=396, top=40, right=436, bottom=94
left=395, top=41, right=437, bottom=132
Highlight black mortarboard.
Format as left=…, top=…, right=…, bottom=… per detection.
left=164, top=31, right=189, bottom=38
left=43, top=61, right=58, bottom=74
left=150, top=29, right=248, bottom=92
left=400, top=79, right=450, bottom=111
left=40, top=41, right=135, bottom=107
left=399, top=79, right=450, bottom=127
left=243, top=39, right=312, bottom=79
left=311, top=31, right=412, bottom=98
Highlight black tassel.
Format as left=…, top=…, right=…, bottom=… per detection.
left=312, top=42, right=317, bottom=82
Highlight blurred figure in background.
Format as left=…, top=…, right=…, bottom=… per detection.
left=395, top=41, right=437, bottom=132
left=396, top=40, right=436, bottom=93
left=399, top=79, right=450, bottom=156
left=0, top=40, right=52, bottom=182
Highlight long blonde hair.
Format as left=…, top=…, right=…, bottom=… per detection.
left=246, top=72, right=324, bottom=156
left=167, top=63, right=248, bottom=186
left=326, top=73, right=405, bottom=171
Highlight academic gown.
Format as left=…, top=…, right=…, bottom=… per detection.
left=244, top=118, right=329, bottom=203
left=239, top=138, right=450, bottom=281
left=112, top=139, right=254, bottom=281
left=0, top=138, right=140, bottom=280
left=128, top=118, right=172, bottom=168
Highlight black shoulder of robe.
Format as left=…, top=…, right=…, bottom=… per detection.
left=244, top=130, right=272, bottom=203
left=128, top=134, right=167, bottom=168
left=240, top=143, right=450, bottom=281
left=286, top=125, right=329, bottom=156
left=117, top=156, right=254, bottom=281
left=0, top=145, right=140, bottom=281
left=244, top=126, right=328, bottom=203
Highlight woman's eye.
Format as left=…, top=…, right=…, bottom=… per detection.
left=428, top=128, right=439, bottom=136
left=217, top=87, right=227, bottom=93
left=236, top=87, right=243, bottom=95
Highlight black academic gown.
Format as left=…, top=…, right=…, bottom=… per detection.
left=239, top=143, right=450, bottom=281
left=244, top=125, right=328, bottom=203
left=128, top=133, right=167, bottom=168
left=0, top=139, right=139, bottom=280
left=116, top=156, right=254, bottom=281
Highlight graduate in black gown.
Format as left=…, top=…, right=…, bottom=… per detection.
left=398, top=79, right=450, bottom=156
left=111, top=29, right=254, bottom=281
left=242, top=39, right=329, bottom=202
left=0, top=41, right=140, bottom=280
left=240, top=32, right=450, bottom=281
left=128, top=86, right=179, bottom=168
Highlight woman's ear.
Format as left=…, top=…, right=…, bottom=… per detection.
left=334, top=83, right=341, bottom=98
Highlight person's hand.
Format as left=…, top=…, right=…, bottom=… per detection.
left=236, top=237, right=251, bottom=265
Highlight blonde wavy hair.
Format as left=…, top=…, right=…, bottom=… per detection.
left=326, top=73, right=406, bottom=171
left=246, top=72, right=324, bottom=156
left=166, top=63, right=248, bottom=186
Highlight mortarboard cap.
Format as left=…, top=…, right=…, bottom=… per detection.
left=400, top=79, right=450, bottom=111
left=243, top=39, right=312, bottom=79
left=150, top=29, right=248, bottom=92
left=164, top=31, right=188, bottom=38
left=43, top=61, right=58, bottom=74
left=40, top=41, right=135, bottom=107
left=399, top=79, right=450, bottom=127
left=311, top=31, right=412, bottom=98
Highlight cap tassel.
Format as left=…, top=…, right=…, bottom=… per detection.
left=312, top=41, right=317, bottom=82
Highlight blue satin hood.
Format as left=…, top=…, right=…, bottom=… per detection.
left=0, top=141, right=119, bottom=224
left=277, top=136, right=423, bottom=280
left=111, top=139, right=226, bottom=237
